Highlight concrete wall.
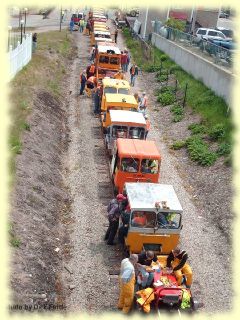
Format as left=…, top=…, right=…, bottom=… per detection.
left=151, top=33, right=233, bottom=106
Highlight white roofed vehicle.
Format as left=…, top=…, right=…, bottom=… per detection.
left=123, top=183, right=183, bottom=254
left=105, top=110, right=147, bottom=156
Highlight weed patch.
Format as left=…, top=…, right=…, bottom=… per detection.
left=157, top=92, right=175, bottom=106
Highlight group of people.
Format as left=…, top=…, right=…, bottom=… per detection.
left=118, top=248, right=193, bottom=313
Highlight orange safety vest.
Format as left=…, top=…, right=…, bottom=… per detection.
left=146, top=120, right=150, bottom=131
left=89, top=65, right=95, bottom=73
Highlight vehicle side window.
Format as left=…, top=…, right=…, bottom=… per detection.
left=112, top=126, right=128, bottom=138
left=131, top=211, right=156, bottom=228
left=118, top=88, right=130, bottom=95
left=208, top=31, right=217, bottom=36
left=197, top=29, right=206, bottom=35
left=121, top=158, right=139, bottom=173
left=157, top=212, right=181, bottom=229
left=141, top=159, right=159, bottom=174
left=129, top=127, right=145, bottom=139
left=99, top=55, right=109, bottom=63
left=217, top=32, right=225, bottom=38
left=110, top=57, right=120, bottom=65
left=104, top=87, right=117, bottom=94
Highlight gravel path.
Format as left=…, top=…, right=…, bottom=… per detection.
left=62, top=21, right=232, bottom=316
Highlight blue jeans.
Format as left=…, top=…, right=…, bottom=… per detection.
left=138, top=267, right=154, bottom=288
left=130, top=74, right=136, bottom=86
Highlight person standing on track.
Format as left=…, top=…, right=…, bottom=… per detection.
left=117, top=254, right=138, bottom=313
left=129, top=63, right=139, bottom=87
left=79, top=71, right=87, bottom=95
left=114, top=29, right=118, bottom=43
left=104, top=194, right=126, bottom=245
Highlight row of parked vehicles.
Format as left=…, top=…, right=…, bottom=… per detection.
left=86, top=7, right=198, bottom=312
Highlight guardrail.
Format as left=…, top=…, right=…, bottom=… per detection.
left=156, top=26, right=234, bottom=67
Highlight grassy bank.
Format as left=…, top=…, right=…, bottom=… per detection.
left=9, top=30, right=73, bottom=182
left=122, top=27, right=232, bottom=165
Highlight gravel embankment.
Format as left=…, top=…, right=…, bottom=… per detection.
left=62, top=22, right=232, bottom=316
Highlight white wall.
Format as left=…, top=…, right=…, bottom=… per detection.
left=9, top=33, right=32, bottom=81
left=151, top=32, right=233, bottom=106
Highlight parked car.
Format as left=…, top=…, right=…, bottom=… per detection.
left=195, top=28, right=228, bottom=41
left=215, top=27, right=233, bottom=40
left=71, top=13, right=83, bottom=24
left=125, top=8, right=139, bottom=17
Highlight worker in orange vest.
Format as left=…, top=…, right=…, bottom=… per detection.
left=129, top=63, right=139, bottom=87
left=86, top=63, right=96, bottom=78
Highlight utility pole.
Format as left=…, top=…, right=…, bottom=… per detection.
left=143, top=6, right=149, bottom=40
left=59, top=6, right=62, bottom=32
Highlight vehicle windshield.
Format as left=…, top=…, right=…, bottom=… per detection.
left=110, top=57, right=120, bottom=65
left=131, top=211, right=156, bottom=228
left=130, top=211, right=181, bottom=229
left=104, top=87, right=117, bottom=94
left=141, top=159, right=160, bottom=174
left=129, top=127, right=145, bottom=139
left=118, top=88, right=130, bottom=95
left=112, top=125, right=128, bottom=138
left=157, top=211, right=181, bottom=229
left=121, top=158, right=139, bottom=172
left=99, top=55, right=109, bottom=63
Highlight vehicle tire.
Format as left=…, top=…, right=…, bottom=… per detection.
left=130, top=10, right=136, bottom=17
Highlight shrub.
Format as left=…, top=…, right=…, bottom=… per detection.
left=156, top=69, right=168, bottom=77
left=165, top=18, right=186, bottom=32
left=21, top=122, right=31, bottom=131
left=208, top=124, right=226, bottom=140
left=160, top=54, right=168, bottom=61
left=160, top=86, right=175, bottom=94
left=170, top=104, right=184, bottom=115
left=173, top=114, right=184, bottom=122
left=9, top=136, right=22, bottom=154
left=145, top=64, right=162, bottom=72
left=217, top=142, right=232, bottom=156
left=157, top=74, right=168, bottom=82
left=169, top=64, right=182, bottom=74
left=157, top=92, right=175, bottom=106
left=171, top=140, right=186, bottom=150
left=188, top=123, right=207, bottom=135
left=186, top=136, right=217, bottom=166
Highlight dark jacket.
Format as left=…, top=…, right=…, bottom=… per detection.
left=167, top=250, right=188, bottom=271
left=107, top=199, right=120, bottom=222
left=130, top=65, right=138, bottom=76
left=138, top=252, right=158, bottom=266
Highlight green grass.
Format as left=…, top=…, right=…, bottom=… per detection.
left=8, top=223, right=21, bottom=248
left=9, top=30, right=73, bottom=184
left=122, top=27, right=232, bottom=152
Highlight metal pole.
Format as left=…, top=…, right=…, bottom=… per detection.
left=143, top=6, right=149, bottom=40
left=20, top=24, right=23, bottom=44
left=23, top=9, right=27, bottom=34
left=60, top=6, right=62, bottom=31
left=183, top=83, right=188, bottom=108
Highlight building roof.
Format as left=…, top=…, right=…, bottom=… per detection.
left=102, top=78, right=130, bottom=88
left=105, top=93, right=137, bottom=105
left=125, top=183, right=183, bottom=212
left=109, top=110, right=146, bottom=125
left=116, top=138, right=160, bottom=159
